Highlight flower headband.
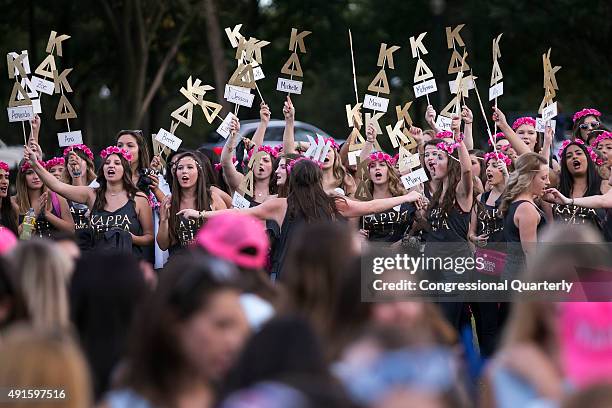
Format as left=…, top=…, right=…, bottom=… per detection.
left=591, top=131, right=612, bottom=148
left=20, top=160, right=45, bottom=173
left=286, top=156, right=322, bottom=174
left=0, top=161, right=9, bottom=173
left=45, top=157, right=65, bottom=170
left=214, top=157, right=238, bottom=172
left=63, top=144, right=93, bottom=161
left=512, top=117, right=536, bottom=130
left=247, top=145, right=279, bottom=161
left=324, top=137, right=340, bottom=151
left=436, top=131, right=454, bottom=139
left=369, top=151, right=396, bottom=166
left=435, top=134, right=464, bottom=155
left=558, top=139, right=603, bottom=166
left=487, top=132, right=506, bottom=146
left=484, top=152, right=512, bottom=166
left=573, top=108, right=601, bottom=123
left=100, top=146, right=133, bottom=162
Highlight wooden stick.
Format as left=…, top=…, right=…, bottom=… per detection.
left=472, top=70, right=498, bottom=154
left=349, top=29, right=359, bottom=104
left=21, top=121, right=27, bottom=146
left=254, top=81, right=265, bottom=104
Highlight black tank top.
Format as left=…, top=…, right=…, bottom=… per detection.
left=552, top=203, right=603, bottom=230
left=175, top=216, right=203, bottom=248
left=426, top=204, right=470, bottom=243
left=503, top=200, right=546, bottom=243
left=362, top=202, right=416, bottom=242
left=90, top=198, right=143, bottom=256
left=270, top=210, right=304, bottom=281
left=476, top=191, right=504, bottom=243
left=18, top=200, right=61, bottom=239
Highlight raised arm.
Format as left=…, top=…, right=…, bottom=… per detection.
left=156, top=194, right=172, bottom=250
left=541, top=125, right=553, bottom=164
left=24, top=145, right=95, bottom=206
left=220, top=117, right=245, bottom=191
left=338, top=191, right=421, bottom=218
left=545, top=187, right=612, bottom=209
left=359, top=123, right=376, bottom=162
left=425, top=105, right=441, bottom=133
left=251, top=102, right=271, bottom=149
left=461, top=105, right=474, bottom=150
left=178, top=197, right=286, bottom=227
left=282, top=96, right=296, bottom=154
left=492, top=107, right=531, bottom=156
left=453, top=116, right=473, bottom=208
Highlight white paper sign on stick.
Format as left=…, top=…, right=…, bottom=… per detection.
left=401, top=167, right=429, bottom=189
left=488, top=82, right=504, bottom=101
left=7, top=105, right=34, bottom=122
left=57, top=130, right=83, bottom=147
left=413, top=78, right=437, bottom=98
left=276, top=78, right=302, bottom=94
left=435, top=115, right=453, bottom=132
left=226, top=87, right=255, bottom=108
left=155, top=128, right=183, bottom=151
left=348, top=150, right=362, bottom=166
left=224, top=84, right=251, bottom=98
left=31, top=98, right=42, bottom=114
left=363, top=94, right=389, bottom=113
left=536, top=118, right=556, bottom=133
left=31, top=76, right=55, bottom=95
left=252, top=65, right=265, bottom=81
left=449, top=77, right=475, bottom=94
left=216, top=112, right=237, bottom=139
left=232, top=191, right=251, bottom=209
left=542, top=101, right=558, bottom=121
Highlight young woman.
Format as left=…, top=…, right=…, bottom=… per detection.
left=23, top=145, right=153, bottom=258
left=45, top=157, right=65, bottom=181
left=14, top=158, right=74, bottom=239
left=63, top=144, right=97, bottom=248
left=572, top=108, right=602, bottom=142
left=157, top=152, right=227, bottom=255
left=551, top=139, right=605, bottom=230
left=469, top=149, right=486, bottom=195
left=591, top=131, right=612, bottom=184
left=282, top=96, right=356, bottom=196
left=423, top=116, right=473, bottom=329
left=274, top=152, right=302, bottom=198
left=179, top=143, right=421, bottom=279
left=498, top=152, right=550, bottom=279
left=0, top=161, right=19, bottom=235
left=468, top=152, right=510, bottom=358
left=221, top=103, right=275, bottom=205
left=360, top=151, right=416, bottom=243
left=490, top=132, right=518, bottom=163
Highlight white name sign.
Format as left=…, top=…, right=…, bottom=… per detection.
left=435, top=115, right=453, bottom=132
left=155, top=128, right=183, bottom=151
left=58, top=130, right=83, bottom=147
left=488, top=82, right=504, bottom=101
left=232, top=191, right=251, bottom=209
left=449, top=77, right=475, bottom=94
left=276, top=78, right=303, bottom=94
left=31, top=76, right=55, bottom=95
left=225, top=87, right=254, bottom=108
left=7, top=105, right=34, bottom=122
left=542, top=102, right=558, bottom=122
left=535, top=118, right=556, bottom=133
left=363, top=94, right=389, bottom=113
left=401, top=167, right=429, bottom=189
left=216, top=112, right=237, bottom=139
left=413, top=79, right=437, bottom=98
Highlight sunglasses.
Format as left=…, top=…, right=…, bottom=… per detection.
left=119, top=129, right=144, bottom=137
left=579, top=121, right=600, bottom=130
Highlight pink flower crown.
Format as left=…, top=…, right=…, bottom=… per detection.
left=45, top=157, right=65, bottom=169
left=20, top=160, right=45, bottom=173
left=324, top=137, right=340, bottom=150
left=369, top=151, right=396, bottom=166
left=214, top=157, right=238, bottom=172
left=100, top=146, right=133, bottom=162
left=286, top=156, right=322, bottom=174
left=558, top=139, right=603, bottom=166
left=591, top=131, right=612, bottom=148
left=0, top=161, right=9, bottom=173
left=247, top=145, right=279, bottom=161
left=484, top=152, right=512, bottom=166
left=487, top=132, right=506, bottom=146
left=435, top=134, right=464, bottom=155
left=436, top=131, right=454, bottom=139
left=512, top=117, right=536, bottom=130
left=573, top=108, right=601, bottom=123
left=64, top=144, right=94, bottom=161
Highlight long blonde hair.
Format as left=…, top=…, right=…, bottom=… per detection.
left=15, top=159, right=47, bottom=214
left=366, top=161, right=406, bottom=197
left=8, top=240, right=72, bottom=331
left=498, top=152, right=547, bottom=216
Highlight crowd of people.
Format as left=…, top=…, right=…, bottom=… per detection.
left=0, top=98, right=611, bottom=407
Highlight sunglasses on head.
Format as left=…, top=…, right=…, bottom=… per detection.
left=579, top=121, right=600, bottom=130
left=119, top=129, right=144, bottom=137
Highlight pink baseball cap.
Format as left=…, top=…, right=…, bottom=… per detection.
left=560, top=302, right=612, bottom=388
left=194, top=213, right=269, bottom=270
left=0, top=227, right=17, bottom=255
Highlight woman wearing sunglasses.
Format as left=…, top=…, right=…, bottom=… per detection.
left=572, top=108, right=603, bottom=142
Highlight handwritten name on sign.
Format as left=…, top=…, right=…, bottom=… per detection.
left=232, top=191, right=251, bottom=209
left=488, top=82, right=504, bottom=101
left=401, top=167, right=429, bottom=189
left=413, top=79, right=437, bottom=98
left=276, top=78, right=302, bottom=94
left=216, top=112, right=237, bottom=139
left=57, top=130, right=83, bottom=147
left=435, top=115, right=453, bottom=132
left=363, top=94, right=389, bottom=113
left=535, top=118, right=556, bottom=133
left=31, top=76, right=55, bottom=95
left=225, top=86, right=254, bottom=108
left=7, top=105, right=34, bottom=122
left=155, top=128, right=183, bottom=151
left=542, top=101, right=558, bottom=122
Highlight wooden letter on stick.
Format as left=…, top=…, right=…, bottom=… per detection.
left=55, top=94, right=77, bottom=119
left=281, top=53, right=303, bottom=77
left=377, top=43, right=401, bottom=69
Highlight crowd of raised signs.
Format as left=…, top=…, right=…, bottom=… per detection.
left=0, top=96, right=611, bottom=408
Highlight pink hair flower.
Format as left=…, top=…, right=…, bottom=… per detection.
left=20, top=160, right=45, bottom=173
left=511, top=117, right=536, bottom=131
left=573, top=108, right=601, bottom=123
left=0, top=161, right=9, bottom=173
left=484, top=152, right=512, bottom=166
left=63, top=144, right=94, bottom=161
left=592, top=131, right=612, bottom=148
left=435, top=134, right=464, bottom=155
left=487, top=132, right=506, bottom=146
left=247, top=145, right=279, bottom=161
left=286, top=156, right=322, bottom=174
left=368, top=151, right=395, bottom=166
left=436, top=131, right=454, bottom=139
left=100, top=146, right=133, bottom=163
left=558, top=139, right=603, bottom=166
left=44, top=157, right=65, bottom=170
left=324, top=137, right=340, bottom=151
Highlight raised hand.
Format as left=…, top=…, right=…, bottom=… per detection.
left=451, top=115, right=461, bottom=134
left=159, top=194, right=171, bottom=221
left=425, top=105, right=436, bottom=124
left=260, top=102, right=271, bottom=125
left=366, top=123, right=376, bottom=143
left=229, top=116, right=240, bottom=136
left=543, top=188, right=571, bottom=205
left=176, top=208, right=202, bottom=220
left=461, top=105, right=473, bottom=124
left=282, top=96, right=295, bottom=121
left=492, top=107, right=508, bottom=128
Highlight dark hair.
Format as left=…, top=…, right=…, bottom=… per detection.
left=0, top=256, right=28, bottom=329
left=286, top=159, right=341, bottom=222
left=572, top=114, right=602, bottom=142
left=121, top=253, right=240, bottom=405
left=469, top=149, right=486, bottom=185
left=428, top=142, right=462, bottom=216
left=169, top=152, right=212, bottom=246
left=62, top=148, right=97, bottom=185
left=0, top=196, right=18, bottom=236
left=70, top=251, right=147, bottom=400
left=558, top=142, right=602, bottom=197
left=93, top=153, right=141, bottom=212
left=116, top=130, right=150, bottom=171
left=276, top=153, right=302, bottom=198
left=194, top=149, right=218, bottom=188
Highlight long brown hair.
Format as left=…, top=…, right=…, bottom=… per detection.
left=93, top=154, right=141, bottom=212
left=498, top=152, right=547, bottom=216
left=169, top=152, right=211, bottom=245
left=429, top=144, right=462, bottom=216
left=276, top=153, right=302, bottom=198
left=15, top=159, right=47, bottom=214
left=62, top=148, right=97, bottom=185
left=366, top=161, right=406, bottom=197
left=287, top=159, right=342, bottom=222
left=329, top=148, right=350, bottom=189
left=116, top=130, right=151, bottom=171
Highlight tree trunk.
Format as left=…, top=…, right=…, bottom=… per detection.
left=203, top=0, right=231, bottom=112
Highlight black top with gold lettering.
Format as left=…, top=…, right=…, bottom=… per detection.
left=90, top=198, right=142, bottom=256
left=169, top=216, right=203, bottom=255
left=362, top=202, right=416, bottom=242
left=552, top=203, right=604, bottom=231
left=476, top=191, right=504, bottom=243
